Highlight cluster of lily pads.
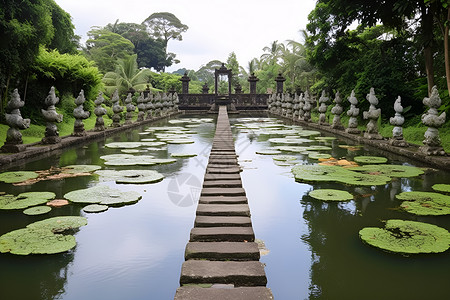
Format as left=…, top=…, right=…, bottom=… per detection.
left=395, top=184, right=450, bottom=216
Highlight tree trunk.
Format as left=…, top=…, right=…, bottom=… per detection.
left=422, top=3, right=435, bottom=96
left=444, top=7, right=450, bottom=97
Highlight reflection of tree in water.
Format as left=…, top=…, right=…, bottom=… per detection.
left=0, top=250, right=74, bottom=300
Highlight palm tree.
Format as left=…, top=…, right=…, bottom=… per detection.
left=260, top=40, right=285, bottom=66
left=102, top=54, right=155, bottom=97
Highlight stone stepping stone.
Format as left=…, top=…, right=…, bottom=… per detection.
left=185, top=242, right=260, bottom=261
left=194, top=216, right=252, bottom=227
left=204, top=173, right=242, bottom=181
left=199, top=196, right=248, bottom=205
left=209, top=151, right=236, bottom=156
left=196, top=204, right=250, bottom=216
left=179, top=260, right=267, bottom=286
left=202, top=180, right=242, bottom=188
left=201, top=187, right=246, bottom=197
left=174, top=286, right=274, bottom=300
left=206, top=167, right=241, bottom=174
left=190, top=227, right=255, bottom=242
left=208, top=158, right=238, bottom=165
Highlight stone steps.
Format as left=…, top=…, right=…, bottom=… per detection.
left=174, top=286, right=273, bottom=300
left=194, top=216, right=252, bottom=227
left=185, top=242, right=259, bottom=261
left=190, top=227, right=255, bottom=242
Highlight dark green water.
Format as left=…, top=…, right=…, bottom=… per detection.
left=1, top=114, right=449, bottom=300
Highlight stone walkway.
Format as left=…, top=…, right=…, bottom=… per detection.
left=174, top=106, right=273, bottom=299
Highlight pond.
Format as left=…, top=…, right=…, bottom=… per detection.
left=1, top=114, right=449, bottom=300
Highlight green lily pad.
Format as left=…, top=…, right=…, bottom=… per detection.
left=165, top=139, right=195, bottom=144
left=349, top=164, right=424, bottom=178
left=105, top=142, right=143, bottom=149
left=432, top=184, right=450, bottom=194
left=359, top=219, right=450, bottom=254
left=95, top=170, right=164, bottom=184
left=0, top=171, right=39, bottom=183
left=292, top=164, right=391, bottom=186
left=275, top=146, right=309, bottom=153
left=64, top=185, right=142, bottom=206
left=297, top=130, right=321, bottom=137
left=170, top=153, right=197, bottom=158
left=62, top=165, right=102, bottom=173
left=314, top=136, right=337, bottom=141
left=0, top=216, right=87, bottom=255
left=305, top=145, right=333, bottom=151
left=23, top=206, right=52, bottom=215
left=353, top=156, right=388, bottom=164
left=308, top=152, right=332, bottom=160
left=140, top=138, right=156, bottom=142
left=150, top=158, right=177, bottom=164
left=140, top=141, right=167, bottom=147
left=256, top=150, right=282, bottom=155
left=83, top=204, right=109, bottom=213
left=396, top=191, right=450, bottom=216
left=309, top=189, right=353, bottom=201
left=0, top=192, right=56, bottom=210
left=272, top=155, right=297, bottom=161
left=121, top=149, right=144, bottom=154
left=268, top=138, right=313, bottom=144
left=101, top=154, right=157, bottom=166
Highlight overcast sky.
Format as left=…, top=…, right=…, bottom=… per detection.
left=55, top=0, right=317, bottom=72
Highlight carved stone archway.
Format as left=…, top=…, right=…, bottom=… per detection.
left=214, top=63, right=232, bottom=96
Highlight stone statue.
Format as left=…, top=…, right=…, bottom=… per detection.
left=292, top=94, right=299, bottom=120
left=345, top=90, right=360, bottom=134
left=94, top=92, right=107, bottom=131
left=146, top=92, right=155, bottom=119
left=318, top=90, right=329, bottom=126
left=331, top=91, right=344, bottom=130
left=72, top=90, right=90, bottom=136
left=173, top=92, right=179, bottom=112
left=303, top=91, right=313, bottom=122
left=41, top=87, right=63, bottom=144
left=154, top=93, right=162, bottom=117
left=124, top=93, right=135, bottom=125
left=111, top=89, right=123, bottom=127
left=389, top=96, right=408, bottom=147
left=363, top=88, right=382, bottom=139
left=419, top=86, right=446, bottom=155
left=298, top=93, right=305, bottom=120
left=136, top=93, right=145, bottom=122
left=1, top=89, right=30, bottom=152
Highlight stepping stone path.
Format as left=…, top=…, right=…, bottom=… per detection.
left=175, top=106, right=273, bottom=299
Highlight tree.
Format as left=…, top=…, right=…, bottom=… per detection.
left=84, top=28, right=135, bottom=73
left=142, top=12, right=188, bottom=71
left=102, top=54, right=153, bottom=97
left=260, top=41, right=285, bottom=66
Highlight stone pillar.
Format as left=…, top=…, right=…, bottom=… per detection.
left=41, top=87, right=63, bottom=144
left=180, top=72, right=191, bottom=94
left=345, top=90, right=361, bottom=134
left=72, top=90, right=90, bottom=136
left=111, top=89, right=123, bottom=127
left=389, top=96, right=408, bottom=147
left=1, top=89, right=30, bottom=152
left=125, top=93, right=135, bottom=125
left=235, top=83, right=242, bottom=94
left=363, top=88, right=382, bottom=139
left=93, top=92, right=107, bottom=131
left=136, top=93, right=145, bottom=122
left=275, top=73, right=286, bottom=95
left=146, top=92, right=154, bottom=119
left=298, top=93, right=305, bottom=120
left=331, top=91, right=344, bottom=130
left=318, top=90, right=329, bottom=126
left=419, top=86, right=446, bottom=155
left=202, top=83, right=209, bottom=94
left=303, top=91, right=313, bottom=122
left=248, top=73, right=259, bottom=94
left=292, top=94, right=299, bottom=120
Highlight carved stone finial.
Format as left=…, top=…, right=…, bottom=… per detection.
left=124, top=93, right=135, bottom=125
left=303, top=91, right=313, bottom=122
left=331, top=91, right=344, bottom=130
left=41, top=87, right=63, bottom=144
left=318, top=90, right=329, bottom=126
left=389, top=96, right=408, bottom=147
left=94, top=92, right=107, bottom=131
left=345, top=90, right=360, bottom=134
left=72, top=90, right=90, bottom=136
left=362, top=88, right=382, bottom=139
left=419, top=86, right=446, bottom=155
left=111, top=89, right=123, bottom=127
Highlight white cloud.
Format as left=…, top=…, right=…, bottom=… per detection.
left=55, top=0, right=316, bottom=72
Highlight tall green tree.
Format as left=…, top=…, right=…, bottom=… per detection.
left=84, top=28, right=135, bottom=73
left=260, top=40, right=285, bottom=66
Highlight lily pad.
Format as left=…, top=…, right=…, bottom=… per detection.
left=0, top=192, right=56, bottom=210
left=292, top=164, right=391, bottom=186
left=256, top=149, right=282, bottom=155
left=308, top=152, right=332, bottom=160
left=314, top=136, right=337, bottom=141
left=275, top=146, right=309, bottom=153
left=64, top=185, right=142, bottom=206
left=170, top=153, right=197, bottom=158
left=305, top=145, right=333, bottom=151
left=165, top=139, right=195, bottom=144
left=0, top=171, right=39, bottom=183
left=101, top=154, right=157, bottom=166
left=273, top=155, right=297, bottom=161
left=297, top=130, right=321, bottom=137
left=268, top=138, right=313, bottom=144
left=309, top=189, right=353, bottom=201
left=339, top=145, right=363, bottom=151
left=432, top=184, right=450, bottom=194
left=95, top=170, right=164, bottom=184
left=23, top=206, right=52, bottom=215
left=349, top=164, right=424, bottom=178
left=359, top=219, right=450, bottom=254
left=46, top=199, right=69, bottom=207
left=353, top=156, right=388, bottom=164
left=62, top=165, right=102, bottom=173
left=396, top=191, right=450, bottom=216
left=83, top=204, right=109, bottom=213
left=0, top=216, right=87, bottom=255
left=105, top=142, right=143, bottom=149
left=121, top=149, right=144, bottom=154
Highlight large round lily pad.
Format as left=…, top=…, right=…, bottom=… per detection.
left=95, top=170, right=164, bottom=184
left=83, top=204, right=109, bottom=213
left=292, top=164, right=391, bottom=186
left=0, top=216, right=87, bottom=255
left=297, top=130, right=321, bottom=137
left=103, top=155, right=157, bottom=166
left=353, top=156, right=388, bottom=164
left=359, top=219, right=450, bottom=254
left=23, top=206, right=52, bottom=215
left=64, top=185, right=142, bottom=206
left=0, top=192, right=56, bottom=210
left=256, top=149, right=282, bottom=155
left=105, top=142, right=143, bottom=149
left=268, top=138, right=312, bottom=145
left=349, top=164, right=424, bottom=178
left=396, top=191, right=450, bottom=216
left=309, top=189, right=353, bottom=201
left=170, top=153, right=197, bottom=158
left=0, top=171, right=39, bottom=183
left=273, top=155, right=297, bottom=162
left=308, top=152, right=332, bottom=160
left=432, top=184, right=450, bottom=194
